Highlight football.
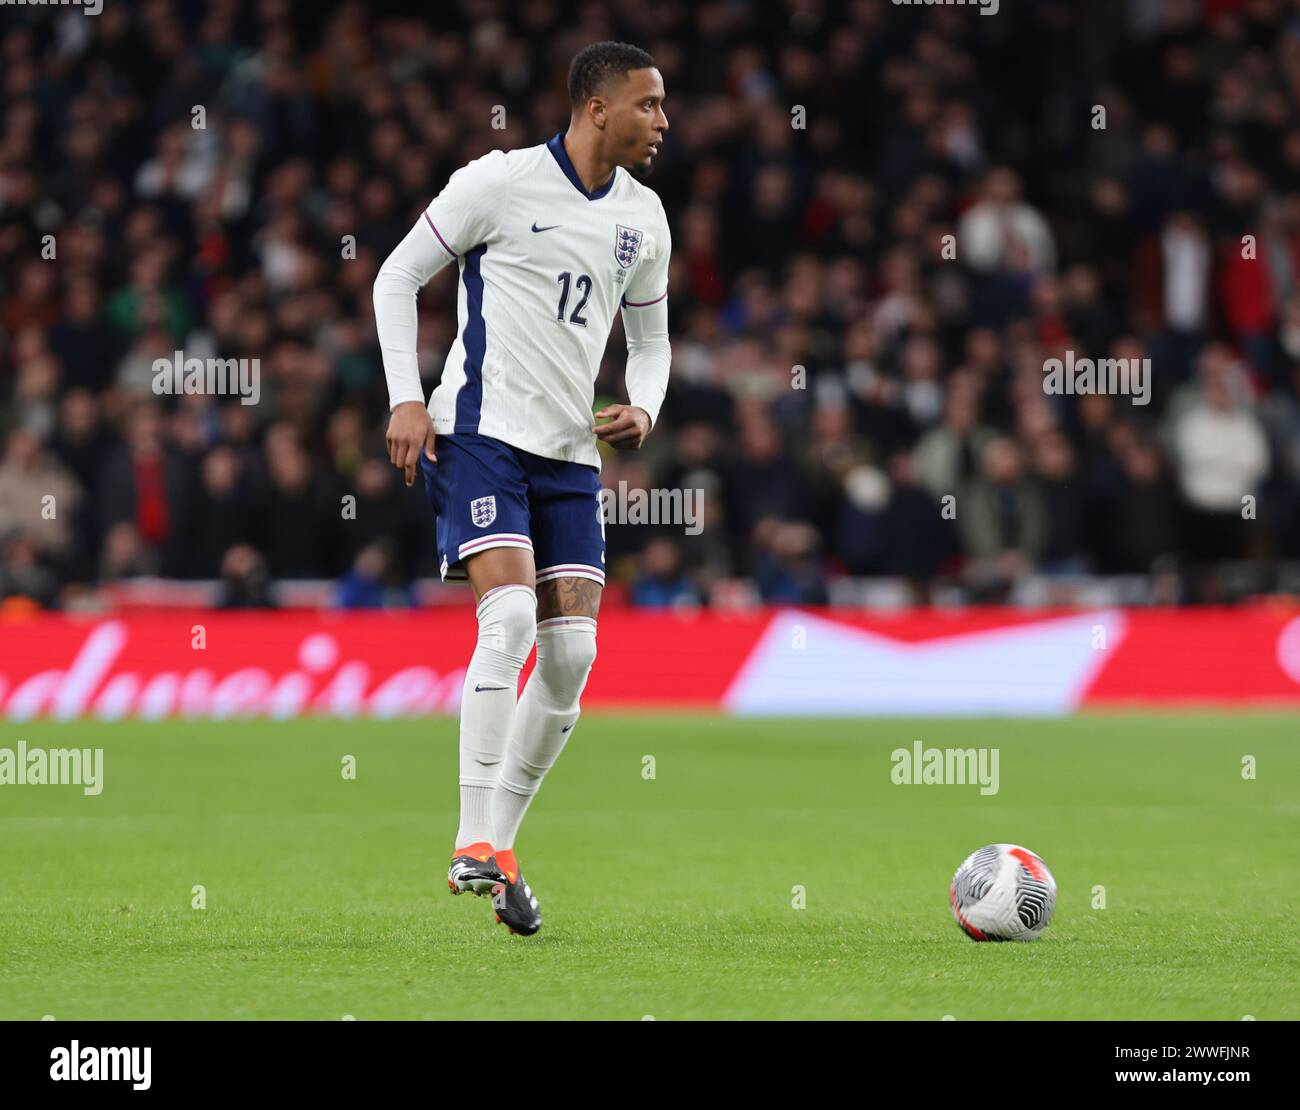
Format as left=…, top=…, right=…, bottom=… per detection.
left=950, top=844, right=1057, bottom=942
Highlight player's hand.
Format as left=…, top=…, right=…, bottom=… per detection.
left=594, top=404, right=651, bottom=450
left=386, top=401, right=436, bottom=487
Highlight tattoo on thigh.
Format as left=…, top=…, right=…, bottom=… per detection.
left=537, top=576, right=602, bottom=620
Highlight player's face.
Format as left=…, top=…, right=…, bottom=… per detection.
left=608, top=67, right=668, bottom=173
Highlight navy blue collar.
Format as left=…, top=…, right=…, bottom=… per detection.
left=546, top=132, right=617, bottom=200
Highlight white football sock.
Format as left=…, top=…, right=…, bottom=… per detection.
left=455, top=584, right=536, bottom=848
left=493, top=616, right=598, bottom=851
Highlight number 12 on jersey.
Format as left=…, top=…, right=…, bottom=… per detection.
left=555, top=272, right=591, bottom=327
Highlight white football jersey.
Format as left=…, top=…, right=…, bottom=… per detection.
left=375, top=132, right=672, bottom=468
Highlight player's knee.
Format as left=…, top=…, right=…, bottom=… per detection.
left=476, top=584, right=537, bottom=667
left=535, top=618, right=597, bottom=694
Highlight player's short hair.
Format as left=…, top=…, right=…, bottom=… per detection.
left=568, top=41, right=656, bottom=107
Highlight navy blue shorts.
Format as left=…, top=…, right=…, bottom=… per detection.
left=420, top=432, right=606, bottom=587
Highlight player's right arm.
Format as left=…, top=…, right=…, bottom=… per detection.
left=374, top=149, right=509, bottom=484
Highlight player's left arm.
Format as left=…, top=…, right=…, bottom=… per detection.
left=596, top=212, right=672, bottom=451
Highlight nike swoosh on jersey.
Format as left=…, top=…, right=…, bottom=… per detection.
left=531, top=222, right=561, bottom=232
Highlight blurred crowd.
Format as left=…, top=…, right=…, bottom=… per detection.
left=3, top=0, right=1300, bottom=611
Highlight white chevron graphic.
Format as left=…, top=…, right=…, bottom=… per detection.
left=724, top=610, right=1127, bottom=716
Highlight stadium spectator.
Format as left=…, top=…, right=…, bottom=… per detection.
left=336, top=539, right=415, bottom=609
left=630, top=536, right=703, bottom=609
left=957, top=167, right=1057, bottom=276
left=98, top=403, right=194, bottom=576
left=1169, top=354, right=1270, bottom=565
left=959, top=436, right=1048, bottom=593
left=0, top=426, right=82, bottom=566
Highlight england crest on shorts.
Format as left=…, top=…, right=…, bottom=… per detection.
left=614, top=225, right=643, bottom=269
left=470, top=495, right=497, bottom=528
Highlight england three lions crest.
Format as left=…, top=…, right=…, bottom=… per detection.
left=615, top=225, right=643, bottom=269
left=470, top=495, right=497, bottom=528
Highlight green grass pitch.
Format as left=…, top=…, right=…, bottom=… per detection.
left=1, top=714, right=1297, bottom=1019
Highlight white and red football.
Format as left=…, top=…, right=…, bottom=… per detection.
left=950, top=844, right=1057, bottom=941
